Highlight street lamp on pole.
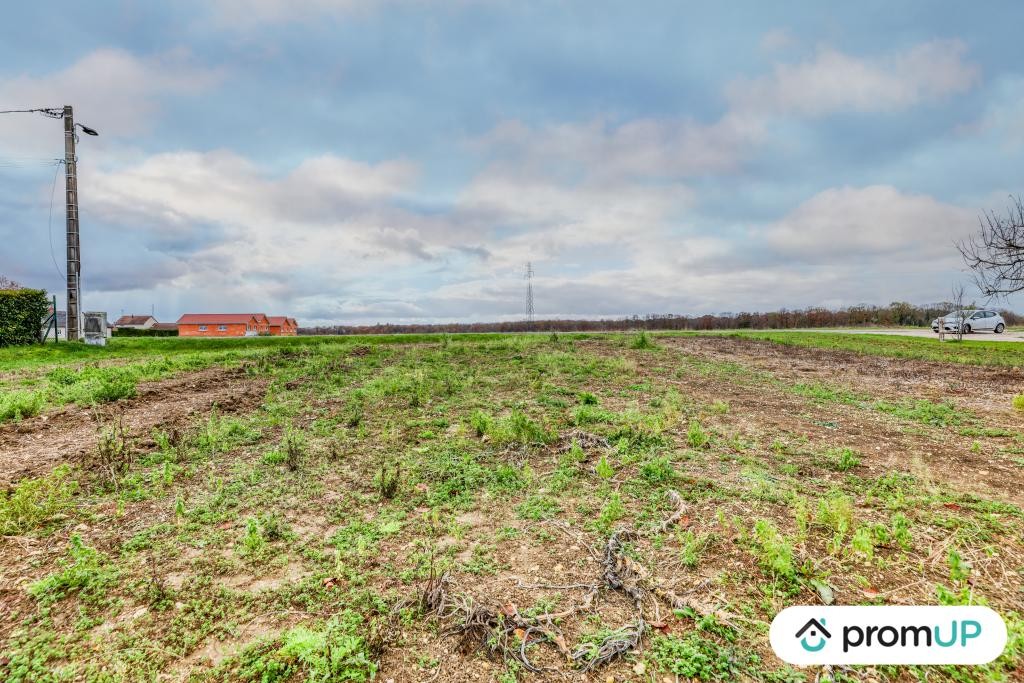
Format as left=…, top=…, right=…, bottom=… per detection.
left=0, top=106, right=98, bottom=341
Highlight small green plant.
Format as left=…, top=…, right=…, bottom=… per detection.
left=29, top=535, right=115, bottom=606
left=751, top=519, right=795, bottom=580
left=595, top=453, right=614, bottom=480
left=0, top=465, right=77, bottom=535
left=242, top=517, right=266, bottom=554
left=578, top=391, right=599, bottom=405
left=87, top=420, right=135, bottom=485
left=679, top=530, right=710, bottom=568
left=516, top=494, right=561, bottom=520
left=282, top=426, right=306, bottom=471
left=240, top=612, right=378, bottom=681
left=1013, top=394, right=1024, bottom=411
left=640, top=456, right=675, bottom=484
left=823, top=446, right=861, bottom=472
left=687, top=420, right=709, bottom=448
left=592, top=492, right=626, bottom=533
left=850, top=526, right=874, bottom=561
left=891, top=512, right=912, bottom=550
left=377, top=459, right=402, bottom=500
left=817, top=493, right=854, bottom=554
left=648, top=631, right=760, bottom=680
left=0, top=390, right=44, bottom=421
left=630, top=331, right=657, bottom=350
left=469, top=409, right=492, bottom=437
left=793, top=496, right=809, bottom=541
left=709, top=400, right=729, bottom=414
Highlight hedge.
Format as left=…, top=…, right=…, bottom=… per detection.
left=0, top=288, right=50, bottom=346
left=112, top=327, right=178, bottom=337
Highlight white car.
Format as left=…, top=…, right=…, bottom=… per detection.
left=932, top=309, right=1006, bottom=334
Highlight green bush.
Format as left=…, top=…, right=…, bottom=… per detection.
left=112, top=327, right=178, bottom=337
left=0, top=288, right=49, bottom=346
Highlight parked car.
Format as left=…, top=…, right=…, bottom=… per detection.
left=932, top=309, right=1006, bottom=334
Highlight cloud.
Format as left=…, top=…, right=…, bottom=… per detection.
left=763, top=185, right=974, bottom=261
left=0, top=48, right=222, bottom=156
left=727, top=40, right=979, bottom=117
left=760, top=29, right=795, bottom=52
left=84, top=150, right=464, bottom=297
left=207, top=0, right=481, bottom=27
left=477, top=116, right=759, bottom=181
left=472, top=40, right=979, bottom=189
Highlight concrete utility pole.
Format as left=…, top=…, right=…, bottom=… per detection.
left=63, top=105, right=82, bottom=341
left=0, top=105, right=96, bottom=341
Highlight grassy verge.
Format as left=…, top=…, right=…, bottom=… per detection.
left=720, top=330, right=1024, bottom=367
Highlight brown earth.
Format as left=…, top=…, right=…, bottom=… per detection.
left=0, top=366, right=267, bottom=489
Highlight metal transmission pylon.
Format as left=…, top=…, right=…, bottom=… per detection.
left=525, top=262, right=535, bottom=322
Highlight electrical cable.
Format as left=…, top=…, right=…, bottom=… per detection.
left=47, top=160, right=66, bottom=282
left=0, top=107, right=64, bottom=117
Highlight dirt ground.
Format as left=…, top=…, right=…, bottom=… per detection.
left=1, top=335, right=1022, bottom=683
left=0, top=366, right=267, bottom=488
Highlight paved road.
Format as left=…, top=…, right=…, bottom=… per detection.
left=796, top=327, right=1024, bottom=342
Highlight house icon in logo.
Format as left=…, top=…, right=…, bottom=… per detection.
left=796, top=618, right=831, bottom=652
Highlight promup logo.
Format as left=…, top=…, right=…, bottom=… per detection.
left=770, top=606, right=1007, bottom=665
left=795, top=618, right=831, bottom=652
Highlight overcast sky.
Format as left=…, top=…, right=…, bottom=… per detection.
left=1, top=1, right=1022, bottom=325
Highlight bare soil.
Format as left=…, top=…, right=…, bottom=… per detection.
left=0, top=366, right=267, bottom=489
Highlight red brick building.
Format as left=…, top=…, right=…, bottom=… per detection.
left=268, top=316, right=298, bottom=336
left=177, top=313, right=271, bottom=337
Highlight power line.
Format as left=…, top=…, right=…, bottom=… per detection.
left=47, top=161, right=66, bottom=282
left=0, top=107, right=64, bottom=117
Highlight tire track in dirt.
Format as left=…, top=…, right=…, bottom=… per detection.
left=0, top=366, right=268, bottom=488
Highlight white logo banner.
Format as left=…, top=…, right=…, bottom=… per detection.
left=770, top=606, right=1007, bottom=665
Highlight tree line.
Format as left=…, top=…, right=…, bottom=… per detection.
left=299, top=301, right=1021, bottom=336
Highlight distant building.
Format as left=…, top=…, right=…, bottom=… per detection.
left=177, top=313, right=271, bottom=337
left=151, top=322, right=179, bottom=333
left=113, top=314, right=157, bottom=330
left=268, top=316, right=298, bottom=336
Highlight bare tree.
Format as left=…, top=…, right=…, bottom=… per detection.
left=0, top=275, right=21, bottom=290
left=949, top=283, right=967, bottom=342
left=958, top=196, right=1024, bottom=297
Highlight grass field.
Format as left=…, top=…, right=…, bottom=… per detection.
left=1, top=332, right=1022, bottom=682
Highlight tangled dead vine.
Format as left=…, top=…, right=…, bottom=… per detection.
left=417, top=488, right=729, bottom=674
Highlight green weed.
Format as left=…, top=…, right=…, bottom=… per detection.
left=630, top=331, right=658, bottom=350
left=817, top=493, right=854, bottom=553
left=822, top=447, right=861, bottom=472
left=0, top=390, right=44, bottom=420
left=687, top=420, right=709, bottom=448
left=0, top=465, right=77, bottom=535
left=227, top=611, right=377, bottom=682
left=751, top=519, right=795, bottom=580
left=29, top=535, right=115, bottom=606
